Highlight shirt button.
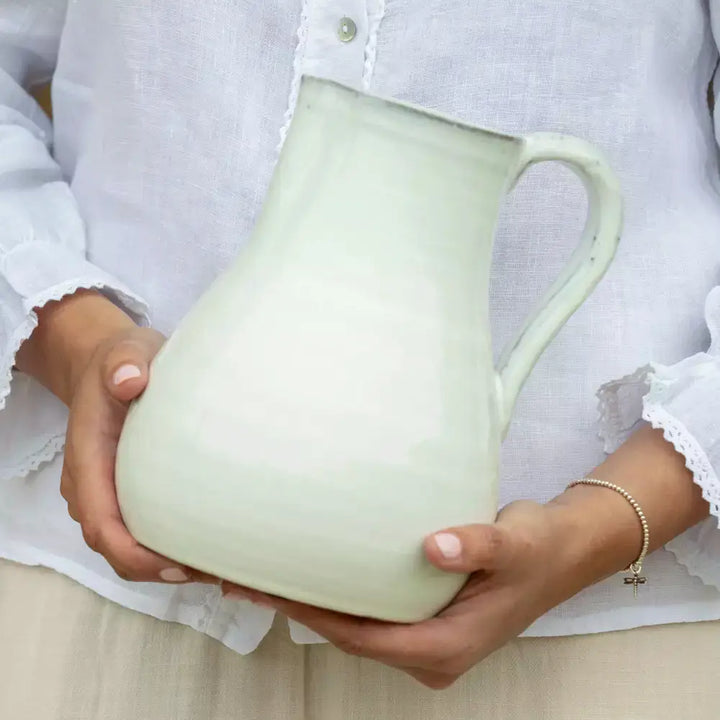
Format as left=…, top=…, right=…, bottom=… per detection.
left=338, top=17, right=357, bottom=43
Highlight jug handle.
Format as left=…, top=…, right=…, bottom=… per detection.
left=495, top=132, right=623, bottom=438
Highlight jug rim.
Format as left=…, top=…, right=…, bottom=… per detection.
left=300, top=75, right=520, bottom=144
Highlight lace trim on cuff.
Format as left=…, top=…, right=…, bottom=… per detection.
left=0, top=431, right=65, bottom=481
left=596, top=364, right=652, bottom=453
left=597, top=363, right=720, bottom=589
left=664, top=518, right=720, bottom=590
left=642, top=400, right=720, bottom=518
left=0, top=278, right=149, bottom=479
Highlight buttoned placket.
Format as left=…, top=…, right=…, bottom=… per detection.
left=278, top=0, right=385, bottom=148
left=302, top=0, right=374, bottom=88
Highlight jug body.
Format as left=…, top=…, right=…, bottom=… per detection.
left=117, top=78, right=516, bottom=621
left=116, top=77, right=622, bottom=622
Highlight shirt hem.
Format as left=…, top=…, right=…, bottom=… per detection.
left=0, top=540, right=274, bottom=654
left=522, top=599, right=720, bottom=637
left=4, top=538, right=720, bottom=644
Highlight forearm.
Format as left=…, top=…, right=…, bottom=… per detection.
left=15, top=290, right=136, bottom=405
left=549, top=425, right=709, bottom=594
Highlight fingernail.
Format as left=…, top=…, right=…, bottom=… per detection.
left=226, top=589, right=273, bottom=608
left=160, top=567, right=189, bottom=583
left=113, top=364, right=142, bottom=386
left=250, top=596, right=274, bottom=609
left=434, top=533, right=462, bottom=559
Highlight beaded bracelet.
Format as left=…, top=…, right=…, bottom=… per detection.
left=566, top=478, right=650, bottom=598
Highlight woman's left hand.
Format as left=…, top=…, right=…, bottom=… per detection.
left=223, top=499, right=601, bottom=689
left=225, top=426, right=708, bottom=689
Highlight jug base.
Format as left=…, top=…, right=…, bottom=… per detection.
left=140, top=539, right=460, bottom=624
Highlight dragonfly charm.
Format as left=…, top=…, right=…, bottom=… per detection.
left=624, top=573, right=647, bottom=598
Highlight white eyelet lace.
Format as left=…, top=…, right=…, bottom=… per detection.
left=0, top=432, right=66, bottom=481
left=596, top=365, right=651, bottom=454
left=598, top=362, right=720, bottom=589
left=0, top=278, right=149, bottom=480
left=642, top=396, right=720, bottom=518
left=598, top=363, right=720, bottom=518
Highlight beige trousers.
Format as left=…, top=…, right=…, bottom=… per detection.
left=1, top=559, right=718, bottom=720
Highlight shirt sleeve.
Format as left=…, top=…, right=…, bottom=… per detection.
left=0, top=1, right=149, bottom=481
left=597, top=290, right=720, bottom=589
left=594, top=0, right=720, bottom=590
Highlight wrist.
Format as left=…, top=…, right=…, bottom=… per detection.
left=546, top=483, right=642, bottom=593
left=16, top=289, right=138, bottom=405
left=545, top=424, right=709, bottom=598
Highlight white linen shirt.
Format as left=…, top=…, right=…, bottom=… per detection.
left=3, top=0, right=720, bottom=653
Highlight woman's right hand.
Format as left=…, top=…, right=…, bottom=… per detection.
left=17, top=290, right=214, bottom=584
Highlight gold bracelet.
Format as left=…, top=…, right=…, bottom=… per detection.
left=566, top=478, right=650, bottom=598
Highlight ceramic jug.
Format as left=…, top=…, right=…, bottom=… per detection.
left=116, top=77, right=622, bottom=622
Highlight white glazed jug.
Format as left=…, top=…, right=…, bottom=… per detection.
left=116, top=77, right=622, bottom=622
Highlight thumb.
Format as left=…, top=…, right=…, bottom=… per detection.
left=424, top=502, right=540, bottom=573
left=424, top=525, right=516, bottom=573
left=103, top=333, right=163, bottom=403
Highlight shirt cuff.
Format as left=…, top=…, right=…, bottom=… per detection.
left=1, top=241, right=150, bottom=481
left=597, top=356, right=720, bottom=590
